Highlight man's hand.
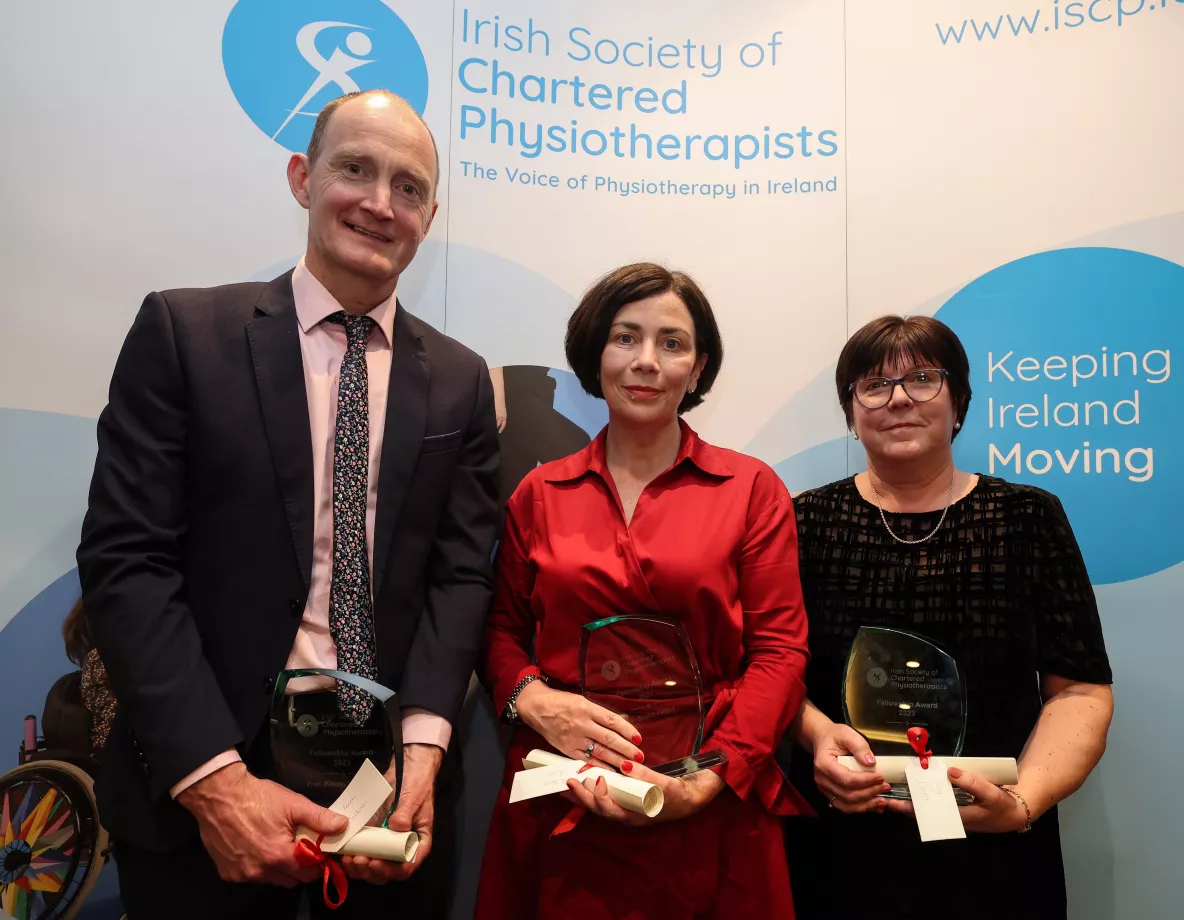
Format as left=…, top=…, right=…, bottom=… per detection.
left=340, top=743, right=443, bottom=884
left=177, top=762, right=348, bottom=887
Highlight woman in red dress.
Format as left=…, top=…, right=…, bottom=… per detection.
left=476, top=263, right=811, bottom=919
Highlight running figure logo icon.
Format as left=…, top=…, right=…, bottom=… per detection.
left=271, top=22, right=375, bottom=141
left=223, top=0, right=429, bottom=154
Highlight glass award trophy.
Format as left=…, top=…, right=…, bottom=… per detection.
left=579, top=615, right=726, bottom=777
left=270, top=668, right=403, bottom=819
left=842, top=626, right=970, bottom=802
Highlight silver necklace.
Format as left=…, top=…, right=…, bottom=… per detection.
left=868, top=471, right=956, bottom=545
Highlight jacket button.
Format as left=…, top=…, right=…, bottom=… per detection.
left=263, top=675, right=275, bottom=694
left=288, top=598, right=303, bottom=617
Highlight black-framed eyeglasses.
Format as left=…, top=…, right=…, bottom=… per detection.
left=850, top=368, right=948, bottom=409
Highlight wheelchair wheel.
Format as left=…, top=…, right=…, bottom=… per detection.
left=0, top=761, right=109, bottom=920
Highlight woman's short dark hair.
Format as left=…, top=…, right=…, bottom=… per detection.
left=836, top=315, right=972, bottom=439
left=565, top=263, right=723, bottom=414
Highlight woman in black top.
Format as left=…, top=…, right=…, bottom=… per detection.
left=784, top=316, right=1113, bottom=920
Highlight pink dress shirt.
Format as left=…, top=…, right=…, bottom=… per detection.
left=171, top=258, right=450, bottom=797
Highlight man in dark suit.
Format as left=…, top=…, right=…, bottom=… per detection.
left=76, top=90, right=499, bottom=918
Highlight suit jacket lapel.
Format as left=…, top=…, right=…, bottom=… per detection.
left=246, top=271, right=315, bottom=589
left=373, top=304, right=429, bottom=599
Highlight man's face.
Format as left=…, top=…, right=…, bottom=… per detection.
left=289, top=95, right=438, bottom=295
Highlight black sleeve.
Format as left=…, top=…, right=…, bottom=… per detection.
left=77, top=293, right=243, bottom=798
left=399, top=358, right=501, bottom=725
left=1034, top=492, right=1114, bottom=685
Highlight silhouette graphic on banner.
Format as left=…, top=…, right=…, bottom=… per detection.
left=494, top=366, right=606, bottom=508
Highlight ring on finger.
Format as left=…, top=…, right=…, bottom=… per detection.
left=584, top=742, right=596, bottom=759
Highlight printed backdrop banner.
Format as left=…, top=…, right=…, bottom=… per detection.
left=1, top=2, right=1181, bottom=918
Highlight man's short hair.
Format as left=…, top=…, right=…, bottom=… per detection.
left=565, top=262, right=724, bottom=414
left=306, top=90, right=440, bottom=195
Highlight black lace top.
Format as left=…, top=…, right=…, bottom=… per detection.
left=784, top=474, right=1112, bottom=920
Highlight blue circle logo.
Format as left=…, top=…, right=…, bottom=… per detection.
left=222, top=0, right=429, bottom=154
left=938, top=247, right=1184, bottom=584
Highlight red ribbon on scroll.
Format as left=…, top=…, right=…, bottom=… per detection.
left=906, top=727, right=933, bottom=770
left=294, top=834, right=348, bottom=910
left=550, top=763, right=596, bottom=837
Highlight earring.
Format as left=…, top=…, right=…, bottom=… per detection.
left=689, top=385, right=696, bottom=394
left=852, top=431, right=859, bottom=441
left=954, top=422, right=961, bottom=430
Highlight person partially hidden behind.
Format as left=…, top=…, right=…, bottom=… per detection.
left=60, top=597, right=117, bottom=759
left=76, top=90, right=499, bottom=918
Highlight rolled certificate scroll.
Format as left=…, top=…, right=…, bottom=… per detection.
left=520, top=749, right=664, bottom=818
left=293, top=759, right=420, bottom=864
left=296, top=826, right=420, bottom=863
left=337, top=827, right=419, bottom=863
left=837, top=755, right=1018, bottom=785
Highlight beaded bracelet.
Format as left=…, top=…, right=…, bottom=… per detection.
left=1001, top=786, right=1032, bottom=833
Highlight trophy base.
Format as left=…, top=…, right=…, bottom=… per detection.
left=648, top=748, right=728, bottom=778
left=883, top=783, right=975, bottom=806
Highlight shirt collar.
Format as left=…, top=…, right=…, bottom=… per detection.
left=291, top=256, right=396, bottom=346
left=543, top=419, right=734, bottom=484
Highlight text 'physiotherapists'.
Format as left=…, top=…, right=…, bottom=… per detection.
left=454, top=10, right=840, bottom=167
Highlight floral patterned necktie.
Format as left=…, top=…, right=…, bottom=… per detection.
left=325, top=311, right=378, bottom=721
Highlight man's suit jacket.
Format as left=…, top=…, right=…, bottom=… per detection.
left=76, top=270, right=499, bottom=850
